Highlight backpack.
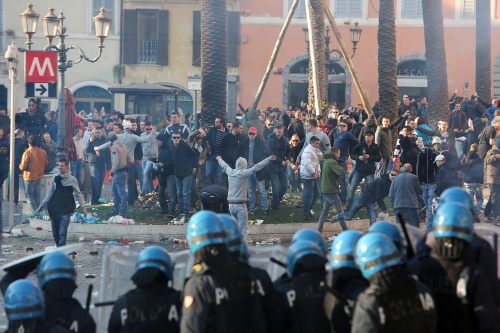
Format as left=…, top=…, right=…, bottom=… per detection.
left=323, top=124, right=334, bottom=135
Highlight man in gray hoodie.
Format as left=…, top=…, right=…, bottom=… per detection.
left=217, top=154, right=276, bottom=237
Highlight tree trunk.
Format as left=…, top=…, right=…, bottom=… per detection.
left=377, top=0, right=398, bottom=148
left=200, top=0, right=227, bottom=126
left=422, top=0, right=449, bottom=128
left=476, top=1, right=491, bottom=102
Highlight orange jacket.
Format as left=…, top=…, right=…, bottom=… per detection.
left=19, top=146, right=48, bottom=181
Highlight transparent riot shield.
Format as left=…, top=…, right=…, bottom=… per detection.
left=95, top=246, right=139, bottom=333
left=170, top=249, right=194, bottom=291
left=248, top=244, right=288, bottom=281
left=473, top=224, right=500, bottom=278
left=395, top=224, right=425, bottom=254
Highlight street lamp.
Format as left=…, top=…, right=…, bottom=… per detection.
left=19, top=3, right=40, bottom=50
left=349, top=22, right=363, bottom=58
left=19, top=5, right=112, bottom=161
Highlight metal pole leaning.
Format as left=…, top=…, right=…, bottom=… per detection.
left=322, top=0, right=372, bottom=115
left=305, top=0, right=322, bottom=116
left=251, top=0, right=300, bottom=110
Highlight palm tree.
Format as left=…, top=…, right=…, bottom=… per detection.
left=422, top=0, right=449, bottom=128
left=200, top=0, right=227, bottom=126
left=476, top=1, right=491, bottom=102
left=377, top=0, right=398, bottom=147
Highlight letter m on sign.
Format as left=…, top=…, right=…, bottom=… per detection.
left=25, top=51, right=57, bottom=83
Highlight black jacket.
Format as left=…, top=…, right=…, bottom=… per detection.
left=14, top=137, right=28, bottom=175
left=219, top=132, right=245, bottom=168
left=15, top=108, right=47, bottom=138
left=416, top=147, right=438, bottom=184
left=157, top=142, right=175, bottom=177
left=436, top=161, right=462, bottom=196
left=173, top=140, right=198, bottom=178
left=461, top=151, right=484, bottom=184
left=361, top=174, right=392, bottom=205
left=266, top=133, right=291, bottom=173
left=288, top=118, right=306, bottom=141
left=235, top=137, right=269, bottom=181
left=351, top=123, right=364, bottom=139
left=86, top=136, right=109, bottom=168
left=462, top=99, right=483, bottom=120
left=206, top=126, right=228, bottom=160
left=350, top=142, right=381, bottom=176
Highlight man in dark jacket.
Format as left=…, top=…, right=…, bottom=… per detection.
left=335, top=170, right=397, bottom=226
left=375, top=113, right=406, bottom=177
left=235, top=127, right=269, bottom=214
left=417, top=143, right=439, bottom=232
left=347, top=131, right=381, bottom=209
left=462, top=93, right=484, bottom=121
left=462, top=143, right=484, bottom=219
left=435, top=154, right=462, bottom=197
left=0, top=107, right=10, bottom=134
left=219, top=121, right=244, bottom=169
left=155, top=134, right=176, bottom=217
left=86, top=127, right=109, bottom=205
left=14, top=129, right=28, bottom=205
left=172, top=131, right=198, bottom=217
left=205, top=117, right=228, bottom=185
left=478, top=116, right=500, bottom=158
left=15, top=98, right=47, bottom=140
left=266, top=122, right=291, bottom=211
left=389, top=164, right=422, bottom=227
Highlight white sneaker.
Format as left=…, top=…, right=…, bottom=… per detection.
left=378, top=212, right=389, bottom=219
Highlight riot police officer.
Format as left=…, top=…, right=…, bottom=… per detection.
left=218, top=213, right=278, bottom=331
left=408, top=202, right=499, bottom=332
left=181, top=211, right=265, bottom=333
left=352, top=233, right=437, bottom=332
left=324, top=230, right=368, bottom=333
left=291, top=228, right=328, bottom=255
left=4, top=279, right=70, bottom=333
left=369, top=221, right=405, bottom=257
left=273, top=239, right=330, bottom=333
left=0, top=251, right=96, bottom=333
left=108, top=246, right=181, bottom=333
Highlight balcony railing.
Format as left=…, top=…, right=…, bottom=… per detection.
left=138, top=40, right=157, bottom=64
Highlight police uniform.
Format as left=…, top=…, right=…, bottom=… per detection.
left=323, top=268, right=369, bottom=333
left=108, top=285, right=181, bottom=333
left=44, top=296, right=96, bottom=333
left=247, top=265, right=279, bottom=331
left=181, top=261, right=266, bottom=333
left=200, top=185, right=229, bottom=213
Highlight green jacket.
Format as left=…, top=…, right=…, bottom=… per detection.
left=321, top=153, right=345, bottom=194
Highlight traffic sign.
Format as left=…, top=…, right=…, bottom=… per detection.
left=25, top=51, right=57, bottom=83
left=188, top=80, right=201, bottom=91
left=25, top=82, right=57, bottom=98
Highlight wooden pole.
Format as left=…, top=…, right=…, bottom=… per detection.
left=305, top=0, right=322, bottom=116
left=323, top=1, right=372, bottom=115
left=251, top=0, right=300, bottom=110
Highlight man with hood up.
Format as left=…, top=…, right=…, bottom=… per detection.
left=217, top=153, right=276, bottom=237
left=243, top=108, right=264, bottom=138
left=435, top=154, right=462, bottom=198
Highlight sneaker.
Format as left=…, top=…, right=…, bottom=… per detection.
left=249, top=210, right=255, bottom=215
left=378, top=212, right=389, bottom=219
left=330, top=214, right=339, bottom=223
left=189, top=208, right=197, bottom=214
left=98, top=198, right=107, bottom=204
left=263, top=209, right=269, bottom=216
left=304, top=215, right=311, bottom=222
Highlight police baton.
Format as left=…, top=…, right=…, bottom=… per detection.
left=397, top=213, right=415, bottom=259
left=94, top=300, right=116, bottom=307
left=270, top=257, right=287, bottom=268
left=85, top=284, right=93, bottom=312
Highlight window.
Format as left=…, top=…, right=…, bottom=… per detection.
left=462, top=0, right=475, bottom=19
left=402, top=0, right=423, bottom=19
left=287, top=0, right=307, bottom=18
left=122, top=10, right=169, bottom=65
left=92, top=0, right=114, bottom=34
left=192, top=11, right=240, bottom=67
left=335, top=0, right=362, bottom=18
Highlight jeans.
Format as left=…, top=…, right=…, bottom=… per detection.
left=25, top=179, right=41, bottom=211
left=489, top=184, right=500, bottom=217
left=230, top=203, right=249, bottom=237
left=377, top=157, right=391, bottom=178
left=90, top=164, right=105, bottom=204
left=464, top=183, right=483, bottom=216
left=70, top=159, right=83, bottom=189
left=269, top=172, right=287, bottom=210
left=422, top=184, right=437, bottom=232
left=455, top=139, right=466, bottom=159
left=158, top=175, right=177, bottom=214
left=394, top=208, right=420, bottom=227
left=112, top=171, right=127, bottom=216
left=338, top=160, right=348, bottom=203
left=141, top=159, right=154, bottom=194
left=339, top=191, right=377, bottom=225
left=176, top=175, right=193, bottom=215
left=127, top=163, right=142, bottom=204
left=191, top=172, right=199, bottom=210
left=248, top=173, right=268, bottom=211
left=51, top=214, right=70, bottom=247
left=347, top=170, right=374, bottom=208
left=287, top=165, right=301, bottom=190
left=167, top=175, right=177, bottom=214
left=318, top=193, right=344, bottom=232
left=302, top=178, right=320, bottom=217
left=206, top=159, right=222, bottom=185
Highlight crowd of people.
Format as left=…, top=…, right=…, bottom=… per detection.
left=1, top=192, right=499, bottom=332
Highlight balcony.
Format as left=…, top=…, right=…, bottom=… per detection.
left=138, top=40, right=157, bottom=64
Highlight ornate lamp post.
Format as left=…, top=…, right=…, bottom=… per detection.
left=19, top=4, right=112, bottom=160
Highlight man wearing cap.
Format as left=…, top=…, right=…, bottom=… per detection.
left=94, top=121, right=157, bottom=205
left=107, top=131, right=129, bottom=217
left=435, top=154, right=462, bottom=199
left=235, top=126, right=270, bottom=214
left=266, top=121, right=291, bottom=211
left=417, top=141, right=439, bottom=232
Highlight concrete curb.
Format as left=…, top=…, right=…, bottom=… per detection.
left=24, top=217, right=392, bottom=242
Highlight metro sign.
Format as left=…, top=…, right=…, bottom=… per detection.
left=25, top=51, right=57, bottom=98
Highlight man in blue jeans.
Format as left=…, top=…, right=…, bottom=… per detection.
left=266, top=122, right=290, bottom=211
left=106, top=131, right=129, bottom=217
left=86, top=127, right=109, bottom=205
left=300, top=136, right=321, bottom=221
left=39, top=158, right=87, bottom=247
left=172, top=131, right=198, bottom=217
left=205, top=117, right=228, bottom=185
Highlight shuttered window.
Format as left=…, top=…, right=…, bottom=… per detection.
left=288, top=0, right=307, bottom=18
left=462, top=0, right=475, bottom=19
left=402, top=0, right=423, bottom=19
left=122, top=10, right=169, bottom=65
left=192, top=11, right=240, bottom=67
left=335, top=0, right=362, bottom=18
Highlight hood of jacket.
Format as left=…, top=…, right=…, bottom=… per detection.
left=323, top=152, right=335, bottom=160
left=245, top=108, right=258, bottom=121
left=235, top=157, right=248, bottom=170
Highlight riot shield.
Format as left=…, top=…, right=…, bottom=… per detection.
left=170, top=249, right=194, bottom=291
left=248, top=244, right=288, bottom=281
left=395, top=224, right=424, bottom=254
left=473, top=224, right=500, bottom=278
